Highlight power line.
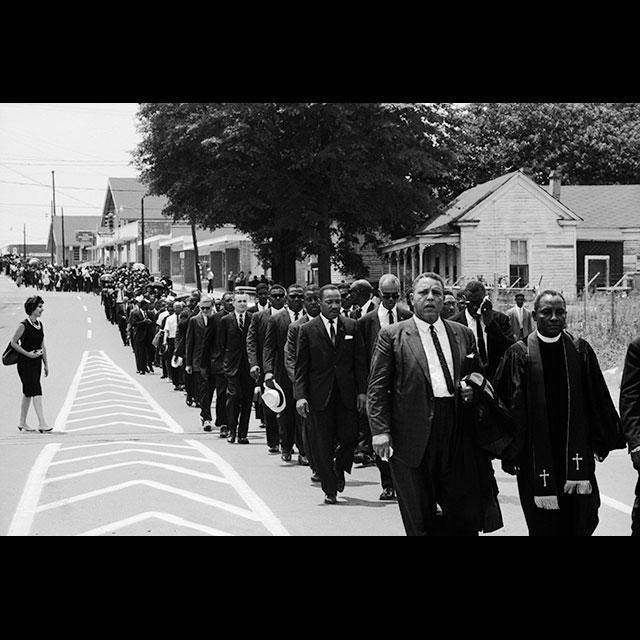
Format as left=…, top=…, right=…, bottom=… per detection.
left=0, top=179, right=146, bottom=192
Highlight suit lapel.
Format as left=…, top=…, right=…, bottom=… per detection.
left=315, top=315, right=335, bottom=350
left=404, top=321, right=433, bottom=391
left=444, top=319, right=462, bottom=383
left=335, top=315, right=347, bottom=350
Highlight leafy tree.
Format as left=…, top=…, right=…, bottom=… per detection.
left=134, top=103, right=458, bottom=285
left=445, top=103, right=640, bottom=194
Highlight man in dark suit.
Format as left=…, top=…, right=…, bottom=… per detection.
left=294, top=284, right=367, bottom=504
left=247, top=284, right=286, bottom=453
left=185, top=295, right=215, bottom=431
left=349, top=278, right=378, bottom=320
left=264, top=283, right=309, bottom=464
left=131, top=298, right=154, bottom=375
left=368, top=272, right=497, bottom=536
left=358, top=274, right=413, bottom=500
left=449, top=280, right=515, bottom=382
left=248, top=282, right=271, bottom=313
left=217, top=291, right=254, bottom=444
left=620, top=336, right=640, bottom=536
left=285, top=284, right=321, bottom=482
left=203, top=292, right=235, bottom=437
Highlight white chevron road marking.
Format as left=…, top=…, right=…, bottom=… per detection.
left=50, top=448, right=225, bottom=467
left=77, top=512, right=234, bottom=537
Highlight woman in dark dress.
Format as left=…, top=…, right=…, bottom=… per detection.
left=10, top=295, right=52, bottom=433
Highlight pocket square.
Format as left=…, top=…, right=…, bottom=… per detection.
left=345, top=335, right=354, bottom=340
left=465, top=354, right=475, bottom=359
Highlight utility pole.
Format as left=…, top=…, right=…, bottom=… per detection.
left=61, top=207, right=66, bottom=268
left=23, top=224, right=26, bottom=261
left=140, top=196, right=145, bottom=266
left=51, top=171, right=56, bottom=265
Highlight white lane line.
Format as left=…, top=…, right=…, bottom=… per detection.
left=66, top=412, right=166, bottom=424
left=50, top=448, right=216, bottom=466
left=36, top=480, right=259, bottom=521
left=6, top=444, right=62, bottom=536
left=75, top=384, right=140, bottom=394
left=77, top=512, right=234, bottom=537
left=87, top=330, right=92, bottom=339
left=87, top=317, right=92, bottom=324
left=76, top=296, right=81, bottom=300
left=83, top=306, right=87, bottom=312
left=600, top=493, right=633, bottom=515
left=60, top=440, right=196, bottom=452
left=43, top=460, right=229, bottom=484
left=187, top=440, right=291, bottom=536
left=54, top=352, right=88, bottom=432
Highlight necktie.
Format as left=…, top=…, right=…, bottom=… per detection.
left=329, top=319, right=336, bottom=345
left=294, top=311, right=299, bottom=322
left=388, top=309, right=395, bottom=325
left=429, top=325, right=455, bottom=395
left=475, top=316, right=488, bottom=365
left=353, top=306, right=361, bottom=320
left=239, top=314, right=244, bottom=332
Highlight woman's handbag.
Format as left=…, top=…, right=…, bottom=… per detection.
left=2, top=342, right=19, bottom=366
left=152, top=330, right=163, bottom=349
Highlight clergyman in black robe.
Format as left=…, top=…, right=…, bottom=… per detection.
left=494, top=290, right=625, bottom=536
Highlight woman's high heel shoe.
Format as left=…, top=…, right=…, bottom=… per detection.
left=18, top=424, right=36, bottom=432
left=38, top=426, right=53, bottom=433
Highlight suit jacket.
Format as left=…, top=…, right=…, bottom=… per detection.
left=358, top=306, right=413, bottom=367
left=620, top=337, right=640, bottom=453
left=349, top=299, right=379, bottom=320
left=285, top=315, right=311, bottom=384
left=185, top=313, right=210, bottom=372
left=449, top=309, right=515, bottom=382
left=367, top=317, right=482, bottom=468
left=294, top=314, right=367, bottom=412
left=246, top=307, right=276, bottom=374
left=263, top=309, right=298, bottom=389
left=174, top=309, right=192, bottom=358
left=202, top=309, right=229, bottom=375
left=217, top=311, right=253, bottom=377
left=506, top=305, right=535, bottom=340
left=130, top=308, right=154, bottom=344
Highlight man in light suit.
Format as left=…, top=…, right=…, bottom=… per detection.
left=185, top=295, right=215, bottom=431
left=506, top=293, right=535, bottom=341
left=449, top=280, right=515, bottom=383
left=368, top=272, right=499, bottom=536
left=294, top=284, right=367, bottom=505
left=217, top=292, right=254, bottom=444
left=358, top=273, right=413, bottom=500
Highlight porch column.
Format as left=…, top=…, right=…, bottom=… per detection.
left=396, top=251, right=402, bottom=280
left=411, top=246, right=416, bottom=282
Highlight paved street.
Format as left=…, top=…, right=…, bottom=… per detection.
left=0, top=276, right=636, bottom=536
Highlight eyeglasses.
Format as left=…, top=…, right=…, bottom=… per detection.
left=379, top=293, right=400, bottom=300
left=270, top=293, right=285, bottom=299
left=288, top=293, right=304, bottom=299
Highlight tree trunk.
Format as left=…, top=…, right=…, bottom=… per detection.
left=271, top=233, right=298, bottom=287
left=190, top=217, right=202, bottom=292
left=317, top=222, right=332, bottom=286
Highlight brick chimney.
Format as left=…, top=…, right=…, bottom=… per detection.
left=549, top=169, right=562, bottom=199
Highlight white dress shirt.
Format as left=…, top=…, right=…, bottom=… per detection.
left=515, top=305, right=523, bottom=328
left=465, top=309, right=488, bottom=357
left=413, top=316, right=455, bottom=398
left=287, top=307, right=304, bottom=323
left=377, top=304, right=398, bottom=329
left=320, top=313, right=338, bottom=340
left=234, top=312, right=245, bottom=328
left=164, top=313, right=178, bottom=339
left=157, top=309, right=170, bottom=327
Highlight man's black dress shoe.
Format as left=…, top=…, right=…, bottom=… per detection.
left=297, top=455, right=310, bottom=466
left=227, top=433, right=236, bottom=444
left=238, top=437, right=250, bottom=445
left=281, top=451, right=292, bottom=462
left=268, top=446, right=280, bottom=454
left=310, top=472, right=321, bottom=483
left=219, top=426, right=229, bottom=438
left=324, top=494, right=337, bottom=505
left=379, top=487, right=396, bottom=501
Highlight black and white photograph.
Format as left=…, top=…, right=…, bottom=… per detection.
left=0, top=101, right=638, bottom=537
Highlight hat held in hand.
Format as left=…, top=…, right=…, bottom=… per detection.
left=261, top=380, right=287, bottom=414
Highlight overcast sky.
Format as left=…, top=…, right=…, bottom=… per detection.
left=0, top=103, right=141, bottom=248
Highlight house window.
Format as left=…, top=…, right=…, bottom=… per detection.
left=509, top=240, right=529, bottom=286
left=73, top=246, right=80, bottom=262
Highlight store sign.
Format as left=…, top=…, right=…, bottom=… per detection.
left=76, top=231, right=96, bottom=245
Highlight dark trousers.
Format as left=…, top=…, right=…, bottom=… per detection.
left=133, top=338, right=148, bottom=373
left=145, top=338, right=155, bottom=371
left=302, top=418, right=316, bottom=471
left=361, top=414, right=393, bottom=489
left=390, top=398, right=477, bottom=536
left=226, top=368, right=253, bottom=439
left=255, top=398, right=264, bottom=424
left=278, top=386, right=305, bottom=455
left=197, top=371, right=215, bottom=423
left=632, top=495, right=639, bottom=537
left=165, top=339, right=182, bottom=387
left=308, top=383, right=358, bottom=497
left=214, top=373, right=228, bottom=426
left=207, top=280, right=214, bottom=293
left=117, top=316, right=128, bottom=345
left=183, top=366, right=195, bottom=401
left=263, top=403, right=280, bottom=449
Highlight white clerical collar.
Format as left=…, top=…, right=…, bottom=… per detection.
left=536, top=330, right=562, bottom=343
left=413, top=315, right=445, bottom=334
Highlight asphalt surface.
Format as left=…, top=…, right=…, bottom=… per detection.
left=0, top=275, right=636, bottom=536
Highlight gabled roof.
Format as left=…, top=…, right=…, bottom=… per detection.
left=542, top=184, right=640, bottom=229
left=48, top=215, right=102, bottom=250
left=104, top=177, right=170, bottom=222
